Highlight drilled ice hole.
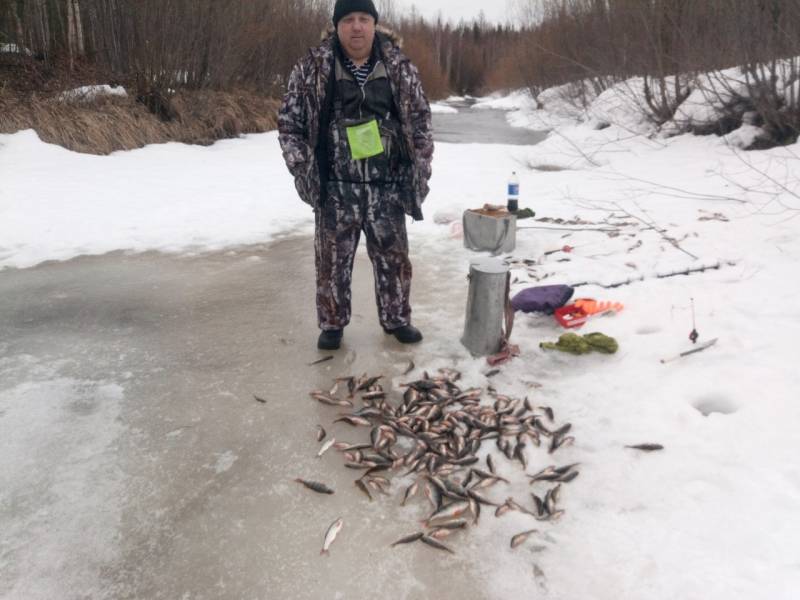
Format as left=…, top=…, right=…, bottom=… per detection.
left=692, top=395, right=738, bottom=416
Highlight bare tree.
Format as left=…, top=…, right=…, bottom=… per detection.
left=66, top=0, right=85, bottom=69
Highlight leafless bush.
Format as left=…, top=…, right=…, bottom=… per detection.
left=393, top=13, right=525, bottom=98
left=0, top=86, right=278, bottom=153
left=516, top=0, right=800, bottom=145
left=400, top=24, right=450, bottom=100
left=1, top=0, right=330, bottom=93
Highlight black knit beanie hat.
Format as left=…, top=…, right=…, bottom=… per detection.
left=333, top=0, right=379, bottom=26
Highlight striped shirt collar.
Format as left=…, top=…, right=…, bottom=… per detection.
left=343, top=56, right=375, bottom=87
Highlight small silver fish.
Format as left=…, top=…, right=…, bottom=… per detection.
left=528, top=466, right=558, bottom=483
left=391, top=532, right=423, bottom=547
left=431, top=518, right=468, bottom=530
left=544, top=484, right=561, bottom=515
left=486, top=454, right=496, bottom=474
left=423, top=483, right=438, bottom=509
left=420, top=535, right=455, bottom=554
left=310, top=393, right=353, bottom=408
left=495, top=500, right=513, bottom=517
left=427, top=502, right=470, bottom=527
left=402, top=481, right=420, bottom=506
left=557, top=470, right=580, bottom=483
left=510, top=529, right=538, bottom=549
left=321, top=517, right=343, bottom=555
left=334, top=415, right=372, bottom=427
left=355, top=478, right=373, bottom=502
left=514, top=442, right=528, bottom=469
left=317, top=437, right=336, bottom=458
left=626, top=443, right=664, bottom=452
left=429, top=527, right=456, bottom=540
left=295, top=479, right=334, bottom=495
left=531, top=492, right=545, bottom=516
left=467, top=489, right=499, bottom=506
left=471, top=476, right=504, bottom=490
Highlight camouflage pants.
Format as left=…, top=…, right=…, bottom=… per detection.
left=314, top=182, right=412, bottom=331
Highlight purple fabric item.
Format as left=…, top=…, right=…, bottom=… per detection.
left=511, top=285, right=574, bottom=314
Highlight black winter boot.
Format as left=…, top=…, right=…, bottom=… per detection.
left=383, top=324, right=423, bottom=344
left=317, top=329, right=343, bottom=350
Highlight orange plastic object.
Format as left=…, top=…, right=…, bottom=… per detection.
left=573, top=298, right=624, bottom=316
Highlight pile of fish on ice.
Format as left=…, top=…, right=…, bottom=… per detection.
left=297, top=368, right=580, bottom=555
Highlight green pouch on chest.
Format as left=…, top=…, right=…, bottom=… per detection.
left=346, top=119, right=384, bottom=160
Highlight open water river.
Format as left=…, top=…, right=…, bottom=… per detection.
left=432, top=103, right=549, bottom=145
left=0, top=110, right=548, bottom=600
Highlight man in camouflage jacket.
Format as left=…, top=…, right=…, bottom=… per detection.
left=278, top=0, right=433, bottom=350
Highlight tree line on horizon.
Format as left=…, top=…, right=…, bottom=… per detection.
left=2, top=0, right=798, bottom=141
left=0, top=0, right=525, bottom=98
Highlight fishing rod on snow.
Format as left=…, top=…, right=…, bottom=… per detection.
left=570, top=260, right=738, bottom=289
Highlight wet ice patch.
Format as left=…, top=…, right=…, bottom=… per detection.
left=0, top=372, right=124, bottom=600
left=165, top=426, right=192, bottom=438
left=211, top=450, right=238, bottom=474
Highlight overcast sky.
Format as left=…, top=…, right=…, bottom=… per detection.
left=390, top=0, right=521, bottom=25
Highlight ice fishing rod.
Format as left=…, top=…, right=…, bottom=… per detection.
left=570, top=260, right=738, bottom=289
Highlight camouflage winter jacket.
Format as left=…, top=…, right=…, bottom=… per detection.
left=278, top=27, right=433, bottom=220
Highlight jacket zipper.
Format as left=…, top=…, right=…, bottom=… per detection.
left=357, top=60, right=380, bottom=119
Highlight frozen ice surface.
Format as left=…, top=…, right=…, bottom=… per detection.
left=0, top=241, right=494, bottom=600
left=0, top=365, right=124, bottom=600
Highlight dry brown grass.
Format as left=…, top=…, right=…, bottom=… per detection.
left=0, top=88, right=278, bottom=155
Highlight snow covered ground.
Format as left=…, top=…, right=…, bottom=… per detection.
left=58, top=85, right=128, bottom=102
left=0, top=130, right=312, bottom=269
left=472, top=89, right=536, bottom=112
left=2, top=84, right=800, bottom=599
left=0, top=43, right=32, bottom=56
left=430, top=102, right=459, bottom=114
